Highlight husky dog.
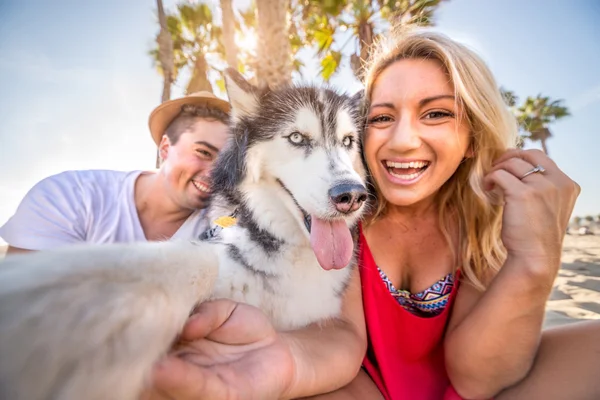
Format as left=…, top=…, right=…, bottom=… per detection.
left=0, top=69, right=368, bottom=400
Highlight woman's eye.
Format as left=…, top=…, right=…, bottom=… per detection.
left=288, top=132, right=307, bottom=145
left=367, top=115, right=393, bottom=124
left=342, top=136, right=354, bottom=148
left=424, top=110, right=454, bottom=119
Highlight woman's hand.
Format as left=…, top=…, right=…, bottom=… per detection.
left=141, top=299, right=295, bottom=400
left=484, top=148, right=580, bottom=283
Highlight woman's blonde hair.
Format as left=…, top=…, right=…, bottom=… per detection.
left=363, top=27, right=519, bottom=290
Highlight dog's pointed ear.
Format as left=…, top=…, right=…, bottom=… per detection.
left=350, top=89, right=366, bottom=112
left=349, top=89, right=368, bottom=125
left=224, top=68, right=259, bottom=122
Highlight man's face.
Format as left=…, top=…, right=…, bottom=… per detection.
left=159, top=118, right=229, bottom=210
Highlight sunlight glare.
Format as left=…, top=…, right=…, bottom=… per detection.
left=235, top=29, right=258, bottom=53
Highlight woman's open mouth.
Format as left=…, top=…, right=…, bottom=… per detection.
left=383, top=160, right=430, bottom=183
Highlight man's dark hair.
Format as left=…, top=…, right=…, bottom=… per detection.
left=164, top=104, right=230, bottom=144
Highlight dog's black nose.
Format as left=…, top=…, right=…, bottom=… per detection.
left=329, top=183, right=368, bottom=214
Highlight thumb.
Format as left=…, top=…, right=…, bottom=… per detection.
left=151, top=356, right=214, bottom=399
left=181, top=299, right=240, bottom=341
left=183, top=300, right=274, bottom=345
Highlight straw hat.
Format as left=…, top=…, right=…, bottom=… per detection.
left=148, top=91, right=231, bottom=146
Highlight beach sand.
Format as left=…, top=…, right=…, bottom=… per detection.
left=544, top=234, right=600, bottom=328
left=1, top=236, right=599, bottom=329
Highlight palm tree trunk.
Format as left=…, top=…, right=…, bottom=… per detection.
left=351, top=20, right=374, bottom=79
left=540, top=138, right=549, bottom=155
left=186, top=54, right=213, bottom=94
left=156, top=0, right=174, bottom=103
left=255, top=0, right=292, bottom=88
left=358, top=21, right=374, bottom=66
left=156, top=0, right=174, bottom=167
left=220, top=0, right=238, bottom=68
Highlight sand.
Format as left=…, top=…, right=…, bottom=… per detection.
left=544, top=234, right=600, bottom=328
left=1, top=236, right=599, bottom=329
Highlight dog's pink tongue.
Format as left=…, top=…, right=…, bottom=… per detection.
left=310, top=217, right=353, bottom=270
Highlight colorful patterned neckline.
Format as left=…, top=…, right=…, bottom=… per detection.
left=377, top=267, right=454, bottom=317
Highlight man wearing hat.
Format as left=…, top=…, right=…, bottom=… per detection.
left=0, top=92, right=231, bottom=254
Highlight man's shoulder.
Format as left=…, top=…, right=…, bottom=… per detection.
left=37, top=169, right=144, bottom=195
left=48, top=169, right=142, bottom=184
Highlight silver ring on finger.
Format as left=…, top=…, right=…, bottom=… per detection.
left=520, top=164, right=546, bottom=180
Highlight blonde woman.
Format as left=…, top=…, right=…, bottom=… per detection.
left=145, top=29, right=599, bottom=400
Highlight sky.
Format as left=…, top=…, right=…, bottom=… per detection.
left=0, top=0, right=599, bottom=244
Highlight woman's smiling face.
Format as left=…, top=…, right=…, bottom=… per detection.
left=365, top=58, right=472, bottom=209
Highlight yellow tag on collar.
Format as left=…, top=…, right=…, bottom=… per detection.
left=213, top=215, right=237, bottom=228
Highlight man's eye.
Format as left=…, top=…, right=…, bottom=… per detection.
left=196, top=149, right=212, bottom=159
left=288, top=132, right=308, bottom=145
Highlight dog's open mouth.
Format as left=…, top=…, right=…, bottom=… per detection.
left=277, top=179, right=354, bottom=271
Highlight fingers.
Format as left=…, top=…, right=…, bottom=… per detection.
left=182, top=299, right=274, bottom=345
left=150, top=356, right=215, bottom=400
left=493, top=149, right=557, bottom=173
left=483, top=168, right=523, bottom=196
left=490, top=157, right=536, bottom=182
left=180, top=299, right=240, bottom=342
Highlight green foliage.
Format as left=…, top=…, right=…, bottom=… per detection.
left=320, top=50, right=342, bottom=80
left=151, top=0, right=447, bottom=91
left=500, top=89, right=570, bottom=153
left=294, top=0, right=446, bottom=81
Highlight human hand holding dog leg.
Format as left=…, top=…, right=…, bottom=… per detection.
left=144, top=269, right=366, bottom=400
left=141, top=299, right=294, bottom=400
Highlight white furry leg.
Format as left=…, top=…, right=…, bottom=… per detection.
left=0, top=240, right=219, bottom=400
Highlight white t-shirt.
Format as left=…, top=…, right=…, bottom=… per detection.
left=0, top=170, right=208, bottom=250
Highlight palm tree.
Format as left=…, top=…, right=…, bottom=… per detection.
left=154, top=0, right=176, bottom=167
left=296, top=0, right=447, bottom=81
left=156, top=0, right=175, bottom=103
left=177, top=3, right=225, bottom=94
left=500, top=87, right=518, bottom=108
left=516, top=94, right=570, bottom=154
left=220, top=0, right=238, bottom=68
left=379, top=0, right=447, bottom=26
left=150, top=2, right=226, bottom=95
left=255, top=0, right=293, bottom=88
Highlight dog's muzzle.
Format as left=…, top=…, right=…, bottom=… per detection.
left=329, top=182, right=368, bottom=214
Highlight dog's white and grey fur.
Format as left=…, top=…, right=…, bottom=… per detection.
left=0, top=69, right=368, bottom=400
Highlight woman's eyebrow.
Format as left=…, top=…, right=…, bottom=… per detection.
left=369, top=102, right=395, bottom=109
left=419, top=94, right=455, bottom=107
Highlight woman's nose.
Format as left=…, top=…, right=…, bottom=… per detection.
left=389, top=118, right=422, bottom=151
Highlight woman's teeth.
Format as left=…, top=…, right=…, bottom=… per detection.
left=385, top=160, right=430, bottom=180
left=385, top=161, right=429, bottom=169
left=192, top=180, right=210, bottom=193
left=390, top=171, right=422, bottom=180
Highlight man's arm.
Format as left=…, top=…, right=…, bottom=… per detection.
left=299, top=369, right=384, bottom=400
left=0, top=172, right=87, bottom=251
left=281, top=267, right=367, bottom=398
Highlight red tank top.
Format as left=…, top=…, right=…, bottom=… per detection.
left=359, top=229, right=464, bottom=400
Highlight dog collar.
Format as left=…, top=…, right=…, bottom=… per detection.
left=198, top=210, right=238, bottom=241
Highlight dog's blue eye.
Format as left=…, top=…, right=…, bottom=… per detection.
left=288, top=132, right=307, bottom=145
left=342, top=136, right=354, bottom=148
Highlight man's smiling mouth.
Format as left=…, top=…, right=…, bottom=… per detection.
left=192, top=180, right=211, bottom=194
